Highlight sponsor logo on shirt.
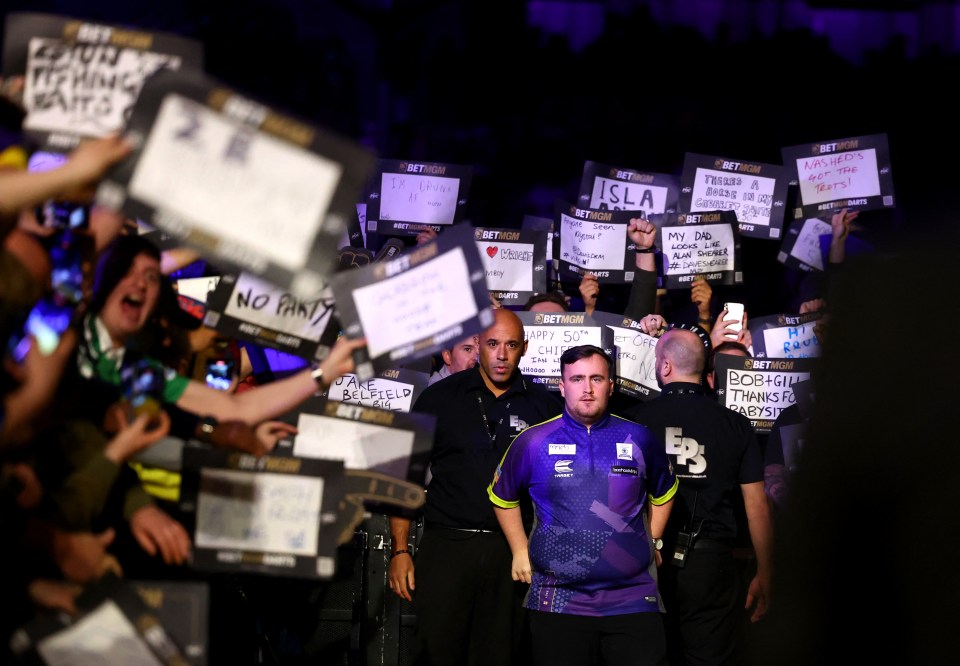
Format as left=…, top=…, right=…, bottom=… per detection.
left=549, top=443, right=576, bottom=455
left=611, top=465, right=638, bottom=476
left=616, top=442, right=632, bottom=460
left=554, top=459, right=573, bottom=477
left=510, top=415, right=528, bottom=431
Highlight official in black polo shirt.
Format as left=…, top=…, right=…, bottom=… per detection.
left=623, top=326, right=773, bottom=666
left=388, top=308, right=562, bottom=666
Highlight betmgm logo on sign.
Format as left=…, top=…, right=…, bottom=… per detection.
left=554, top=459, right=573, bottom=478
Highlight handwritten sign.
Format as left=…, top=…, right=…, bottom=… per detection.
left=555, top=202, right=637, bottom=283
left=658, top=212, right=743, bottom=289
left=180, top=446, right=350, bottom=579
left=590, top=311, right=661, bottom=400
left=678, top=152, right=788, bottom=240
left=2, top=12, right=204, bottom=150
left=203, top=272, right=336, bottom=361
left=474, top=226, right=547, bottom=305
left=777, top=217, right=831, bottom=272
left=713, top=355, right=816, bottom=432
left=331, top=222, right=492, bottom=374
left=13, top=576, right=193, bottom=665
left=327, top=368, right=428, bottom=413
left=747, top=312, right=823, bottom=360
left=196, top=468, right=323, bottom=556
left=97, top=69, right=375, bottom=297
left=36, top=600, right=165, bottom=665
left=365, top=159, right=473, bottom=237
left=578, top=160, right=678, bottom=216
left=516, top=311, right=613, bottom=390
left=782, top=133, right=895, bottom=217
left=277, top=396, right=434, bottom=489
left=176, top=275, right=220, bottom=303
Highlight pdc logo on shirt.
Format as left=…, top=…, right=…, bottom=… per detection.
left=554, top=459, right=573, bottom=478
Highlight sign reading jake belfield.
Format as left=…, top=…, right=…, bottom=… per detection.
left=678, top=152, right=789, bottom=241
left=516, top=311, right=615, bottom=391
left=326, top=367, right=429, bottom=413
left=578, top=160, right=679, bottom=216
left=365, top=159, right=473, bottom=238
left=555, top=202, right=638, bottom=284
left=474, top=226, right=547, bottom=306
left=96, top=69, right=375, bottom=298
left=2, top=12, right=204, bottom=151
left=713, top=355, right=817, bottom=433
left=782, top=133, right=895, bottom=218
left=658, top=211, right=743, bottom=289
left=203, top=272, right=338, bottom=361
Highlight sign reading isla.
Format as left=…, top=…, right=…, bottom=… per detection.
left=96, top=69, right=375, bottom=297
left=658, top=211, right=743, bottom=289
left=678, top=152, right=789, bottom=241
left=578, top=160, right=679, bottom=216
left=555, top=202, right=638, bottom=284
left=782, top=133, right=895, bottom=218
left=2, top=11, right=204, bottom=151
left=365, top=159, right=472, bottom=237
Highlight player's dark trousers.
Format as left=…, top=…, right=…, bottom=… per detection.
left=413, top=526, right=528, bottom=666
left=528, top=609, right=669, bottom=666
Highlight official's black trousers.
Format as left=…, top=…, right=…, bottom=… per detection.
left=659, top=546, right=740, bottom=665
left=413, top=526, right=529, bottom=666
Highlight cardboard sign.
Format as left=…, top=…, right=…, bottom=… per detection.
left=678, top=152, right=789, bottom=240
left=713, top=355, right=817, bottom=432
left=202, top=272, right=338, bottom=361
left=2, top=12, right=204, bottom=151
left=578, top=160, right=679, bottom=216
left=176, top=275, right=221, bottom=304
left=96, top=68, right=375, bottom=297
left=658, top=211, right=743, bottom=289
left=590, top=311, right=661, bottom=401
left=776, top=217, right=832, bottom=272
left=782, top=133, right=895, bottom=217
left=748, top=312, right=823, bottom=359
left=364, top=158, right=472, bottom=237
left=278, top=395, right=434, bottom=490
left=555, top=201, right=638, bottom=283
left=326, top=367, right=429, bottom=413
left=473, top=226, right=548, bottom=305
left=516, top=311, right=614, bottom=390
left=330, top=222, right=492, bottom=378
left=10, top=575, right=192, bottom=665
left=179, top=444, right=351, bottom=579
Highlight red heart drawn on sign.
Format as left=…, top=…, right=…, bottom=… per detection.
left=486, top=246, right=498, bottom=258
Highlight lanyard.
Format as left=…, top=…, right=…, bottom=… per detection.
left=476, top=395, right=496, bottom=445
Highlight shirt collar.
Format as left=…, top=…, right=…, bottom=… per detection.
left=561, top=408, right=610, bottom=431
left=659, top=381, right=705, bottom=397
